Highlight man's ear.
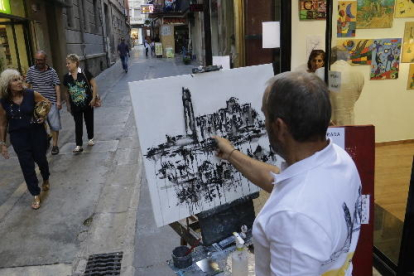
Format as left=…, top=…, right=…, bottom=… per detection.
left=272, top=117, right=289, bottom=141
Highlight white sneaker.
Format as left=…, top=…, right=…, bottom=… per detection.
left=73, top=146, right=83, bottom=153
left=87, top=139, right=95, bottom=146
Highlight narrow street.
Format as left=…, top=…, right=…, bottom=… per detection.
left=0, top=46, right=193, bottom=276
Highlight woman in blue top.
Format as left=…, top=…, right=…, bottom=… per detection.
left=0, top=69, right=51, bottom=209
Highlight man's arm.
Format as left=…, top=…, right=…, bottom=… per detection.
left=214, top=136, right=279, bottom=193
left=55, top=85, right=62, bottom=110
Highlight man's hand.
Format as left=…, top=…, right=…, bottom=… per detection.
left=56, top=101, right=62, bottom=110
left=1, top=145, right=9, bottom=159
left=213, top=136, right=235, bottom=160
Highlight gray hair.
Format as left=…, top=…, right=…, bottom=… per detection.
left=265, top=71, right=331, bottom=142
left=0, top=69, right=21, bottom=100
left=35, top=50, right=47, bottom=57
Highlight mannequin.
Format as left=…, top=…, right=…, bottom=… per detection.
left=316, top=49, right=364, bottom=125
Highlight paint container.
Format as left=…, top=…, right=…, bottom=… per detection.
left=172, top=246, right=193, bottom=269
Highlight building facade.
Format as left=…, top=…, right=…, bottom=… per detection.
left=0, top=0, right=130, bottom=79
left=129, top=0, right=147, bottom=45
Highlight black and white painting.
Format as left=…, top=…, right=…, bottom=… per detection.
left=129, top=64, right=275, bottom=227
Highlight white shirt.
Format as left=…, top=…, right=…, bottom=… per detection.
left=252, top=140, right=362, bottom=276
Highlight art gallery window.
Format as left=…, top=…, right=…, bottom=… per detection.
left=0, top=0, right=32, bottom=75
left=316, top=1, right=414, bottom=275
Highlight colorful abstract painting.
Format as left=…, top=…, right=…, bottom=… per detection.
left=395, top=0, right=414, bottom=18
left=370, top=38, right=402, bottom=80
left=402, top=22, right=414, bottom=62
left=337, top=1, right=357, bottom=37
left=299, top=0, right=327, bottom=20
left=356, top=0, right=395, bottom=29
left=337, top=39, right=374, bottom=65
left=406, top=64, right=414, bottom=89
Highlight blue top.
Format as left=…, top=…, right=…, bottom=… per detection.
left=0, top=89, right=36, bottom=133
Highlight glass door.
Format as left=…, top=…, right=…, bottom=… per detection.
left=0, top=18, right=31, bottom=75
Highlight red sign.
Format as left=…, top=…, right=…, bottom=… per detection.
left=163, top=17, right=187, bottom=24
left=190, top=4, right=203, bottom=12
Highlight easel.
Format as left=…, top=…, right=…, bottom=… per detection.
left=168, top=193, right=258, bottom=275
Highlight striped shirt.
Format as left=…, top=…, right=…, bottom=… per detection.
left=26, top=65, right=60, bottom=103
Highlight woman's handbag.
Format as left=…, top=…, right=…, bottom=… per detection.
left=34, top=101, right=51, bottom=121
left=82, top=71, right=102, bottom=108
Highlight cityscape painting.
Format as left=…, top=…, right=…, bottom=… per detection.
left=129, top=64, right=276, bottom=227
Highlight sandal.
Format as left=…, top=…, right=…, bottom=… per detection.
left=31, top=196, right=41, bottom=210
left=42, top=180, right=50, bottom=191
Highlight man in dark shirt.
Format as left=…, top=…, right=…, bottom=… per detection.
left=117, top=38, right=130, bottom=73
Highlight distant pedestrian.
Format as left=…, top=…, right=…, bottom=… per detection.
left=63, top=54, right=98, bottom=153
left=117, top=38, right=130, bottom=73
left=26, top=50, right=62, bottom=155
left=0, top=69, right=51, bottom=210
left=144, top=37, right=151, bottom=57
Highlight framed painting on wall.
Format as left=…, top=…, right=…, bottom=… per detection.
left=337, top=1, right=357, bottom=37
left=337, top=38, right=374, bottom=65
left=299, top=0, right=327, bottom=20
left=356, top=0, right=395, bottom=29
left=407, top=64, right=414, bottom=89
left=395, top=0, right=414, bottom=18
left=370, top=38, right=402, bottom=80
left=402, top=22, right=414, bottom=63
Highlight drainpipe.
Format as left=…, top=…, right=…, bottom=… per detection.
left=77, top=0, right=88, bottom=68
left=100, top=0, right=110, bottom=67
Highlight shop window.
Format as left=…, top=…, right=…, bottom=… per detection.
left=0, top=21, right=30, bottom=75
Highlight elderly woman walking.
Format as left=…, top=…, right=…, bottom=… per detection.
left=63, top=54, right=98, bottom=153
left=0, top=69, right=51, bottom=209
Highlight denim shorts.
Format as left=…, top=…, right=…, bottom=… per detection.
left=47, top=103, right=62, bottom=131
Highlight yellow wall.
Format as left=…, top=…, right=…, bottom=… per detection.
left=291, top=1, right=414, bottom=142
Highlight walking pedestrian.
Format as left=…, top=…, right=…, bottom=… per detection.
left=144, top=37, right=151, bottom=57
left=26, top=50, right=62, bottom=155
left=63, top=54, right=98, bottom=153
left=0, top=69, right=51, bottom=209
left=117, top=38, right=130, bottom=73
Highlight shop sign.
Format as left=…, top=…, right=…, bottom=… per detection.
left=163, top=17, right=187, bottom=24
left=190, top=4, right=203, bottom=12
left=141, top=4, right=154, bottom=14
left=0, top=0, right=11, bottom=15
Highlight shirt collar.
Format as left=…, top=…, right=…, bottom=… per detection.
left=68, top=67, right=82, bottom=75
left=271, top=138, right=334, bottom=185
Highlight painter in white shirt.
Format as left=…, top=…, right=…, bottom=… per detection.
left=213, top=71, right=362, bottom=276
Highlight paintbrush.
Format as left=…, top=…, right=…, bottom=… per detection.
left=184, top=238, right=202, bottom=256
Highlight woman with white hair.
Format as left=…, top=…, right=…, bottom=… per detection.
left=0, top=69, right=51, bottom=210
left=63, top=54, right=98, bottom=153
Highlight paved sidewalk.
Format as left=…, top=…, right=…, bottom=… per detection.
left=0, top=46, right=195, bottom=276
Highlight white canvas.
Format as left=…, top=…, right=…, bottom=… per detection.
left=129, top=64, right=275, bottom=227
